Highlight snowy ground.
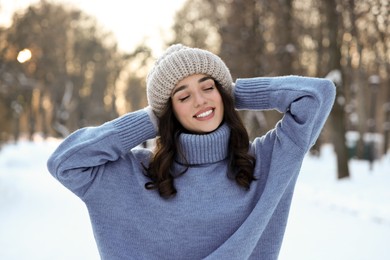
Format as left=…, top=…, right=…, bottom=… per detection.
left=0, top=138, right=389, bottom=260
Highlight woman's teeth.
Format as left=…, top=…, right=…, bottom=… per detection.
left=196, top=109, right=213, bottom=118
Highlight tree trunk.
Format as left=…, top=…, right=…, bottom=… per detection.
left=324, top=0, right=350, bottom=179
left=383, top=70, right=390, bottom=154
left=331, top=93, right=350, bottom=179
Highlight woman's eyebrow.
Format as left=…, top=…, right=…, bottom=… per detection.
left=172, top=76, right=214, bottom=97
left=198, top=76, right=213, bottom=83
left=172, top=85, right=187, bottom=97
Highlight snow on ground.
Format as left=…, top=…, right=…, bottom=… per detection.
left=280, top=145, right=390, bottom=260
left=0, top=139, right=389, bottom=260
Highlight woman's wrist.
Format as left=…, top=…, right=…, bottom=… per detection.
left=143, top=106, right=159, bottom=132
left=234, top=77, right=271, bottom=111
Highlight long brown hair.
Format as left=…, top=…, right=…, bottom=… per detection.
left=145, top=80, right=256, bottom=198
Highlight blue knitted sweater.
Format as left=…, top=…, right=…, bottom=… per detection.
left=47, top=76, right=335, bottom=260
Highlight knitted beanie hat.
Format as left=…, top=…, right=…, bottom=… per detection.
left=146, top=44, right=233, bottom=116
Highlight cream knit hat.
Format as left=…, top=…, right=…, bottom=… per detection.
left=146, top=44, right=233, bottom=116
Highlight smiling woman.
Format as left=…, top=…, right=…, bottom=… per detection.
left=171, top=74, right=224, bottom=133
left=47, top=43, right=335, bottom=259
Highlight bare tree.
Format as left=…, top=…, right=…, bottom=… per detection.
left=1, top=1, right=127, bottom=139
left=323, top=0, right=350, bottom=179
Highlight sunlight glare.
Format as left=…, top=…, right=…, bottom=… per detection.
left=17, top=48, right=32, bottom=63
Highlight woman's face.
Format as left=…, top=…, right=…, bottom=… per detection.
left=171, top=74, right=224, bottom=134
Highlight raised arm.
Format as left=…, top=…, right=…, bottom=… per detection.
left=234, top=75, right=336, bottom=152
left=47, top=108, right=157, bottom=197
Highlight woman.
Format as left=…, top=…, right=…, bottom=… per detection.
left=47, top=44, right=335, bottom=260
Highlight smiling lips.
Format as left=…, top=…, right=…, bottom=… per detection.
left=194, top=108, right=215, bottom=120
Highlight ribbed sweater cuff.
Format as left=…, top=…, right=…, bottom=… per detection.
left=143, top=106, right=159, bottom=132
left=111, top=110, right=156, bottom=152
left=234, top=77, right=272, bottom=110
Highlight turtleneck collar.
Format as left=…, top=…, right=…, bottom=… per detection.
left=176, top=124, right=230, bottom=165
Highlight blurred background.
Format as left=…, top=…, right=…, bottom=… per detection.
left=0, top=0, right=389, bottom=259
left=1, top=0, right=389, bottom=175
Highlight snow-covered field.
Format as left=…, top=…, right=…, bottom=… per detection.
left=0, top=138, right=389, bottom=260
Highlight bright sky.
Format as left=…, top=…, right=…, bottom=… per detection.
left=0, top=0, right=186, bottom=55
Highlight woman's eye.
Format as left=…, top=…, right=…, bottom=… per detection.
left=204, top=86, right=215, bottom=91
left=179, top=96, right=189, bottom=102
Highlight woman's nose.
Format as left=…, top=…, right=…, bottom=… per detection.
left=193, top=92, right=206, bottom=107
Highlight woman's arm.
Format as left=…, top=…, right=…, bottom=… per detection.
left=47, top=108, right=157, bottom=197
left=234, top=76, right=336, bottom=152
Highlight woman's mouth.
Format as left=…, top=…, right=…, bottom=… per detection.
left=194, top=108, right=214, bottom=119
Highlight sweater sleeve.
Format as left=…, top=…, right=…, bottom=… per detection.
left=47, top=109, right=157, bottom=197
left=234, top=76, right=336, bottom=151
